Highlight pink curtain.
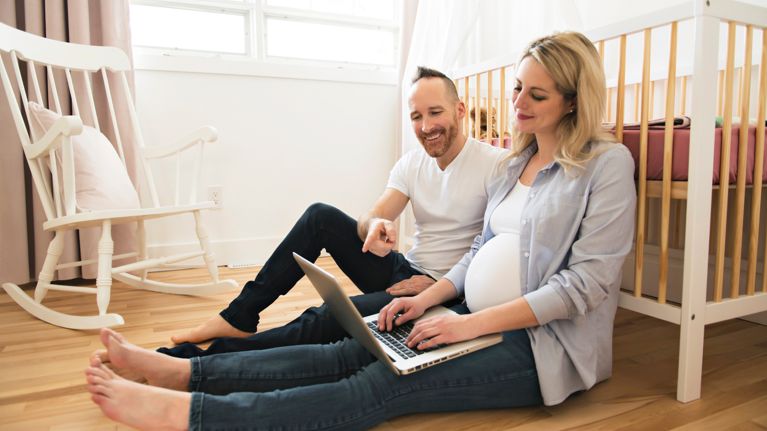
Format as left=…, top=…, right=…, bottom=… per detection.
left=0, top=0, right=138, bottom=283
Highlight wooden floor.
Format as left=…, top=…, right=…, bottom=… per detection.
left=1, top=257, right=766, bottom=430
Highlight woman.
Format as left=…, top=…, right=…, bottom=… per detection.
left=85, top=31, right=636, bottom=430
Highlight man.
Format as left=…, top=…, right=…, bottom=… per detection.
left=160, top=66, right=507, bottom=357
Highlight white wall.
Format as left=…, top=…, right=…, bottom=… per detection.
left=134, top=69, right=399, bottom=266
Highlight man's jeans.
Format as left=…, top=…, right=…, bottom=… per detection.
left=160, top=203, right=429, bottom=358
left=188, top=304, right=542, bottom=430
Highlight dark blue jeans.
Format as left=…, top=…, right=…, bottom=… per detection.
left=160, top=203, right=430, bottom=358
left=187, top=305, right=542, bottom=430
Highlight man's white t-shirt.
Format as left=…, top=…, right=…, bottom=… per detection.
left=386, top=137, right=507, bottom=279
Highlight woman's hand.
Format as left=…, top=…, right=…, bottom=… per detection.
left=377, top=296, right=428, bottom=332
left=406, top=314, right=479, bottom=350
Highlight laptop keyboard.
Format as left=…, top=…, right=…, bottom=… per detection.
left=367, top=320, right=432, bottom=359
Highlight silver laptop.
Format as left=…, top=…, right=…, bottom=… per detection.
left=293, top=253, right=503, bottom=375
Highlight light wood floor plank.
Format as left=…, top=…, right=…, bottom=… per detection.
left=1, top=258, right=766, bottom=430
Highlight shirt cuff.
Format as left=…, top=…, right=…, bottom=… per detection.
left=442, top=267, right=466, bottom=296
left=524, top=284, right=569, bottom=326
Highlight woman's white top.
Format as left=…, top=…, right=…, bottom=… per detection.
left=464, top=182, right=529, bottom=312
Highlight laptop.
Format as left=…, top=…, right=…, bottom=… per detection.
left=293, top=253, right=503, bottom=375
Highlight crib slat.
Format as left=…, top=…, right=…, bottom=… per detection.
left=659, top=21, right=678, bottom=304
left=680, top=76, right=688, bottom=115
left=500, top=67, right=506, bottom=140
left=755, top=29, right=767, bottom=295
left=487, top=71, right=493, bottom=142
left=599, top=41, right=606, bottom=121
left=714, top=22, right=738, bottom=302
left=607, top=87, right=613, bottom=123
left=634, top=84, right=640, bottom=122
left=463, top=77, right=469, bottom=135
left=731, top=25, right=753, bottom=299
left=718, top=70, right=725, bottom=116
left=475, top=74, right=481, bottom=139
left=616, top=34, right=627, bottom=142
left=635, top=29, right=652, bottom=298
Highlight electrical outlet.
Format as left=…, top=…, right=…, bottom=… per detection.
left=208, top=185, right=223, bottom=209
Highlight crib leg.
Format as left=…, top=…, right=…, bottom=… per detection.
left=677, top=301, right=705, bottom=402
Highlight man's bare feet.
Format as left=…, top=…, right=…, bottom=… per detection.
left=86, top=358, right=191, bottom=431
left=94, top=328, right=190, bottom=391
left=170, top=314, right=252, bottom=344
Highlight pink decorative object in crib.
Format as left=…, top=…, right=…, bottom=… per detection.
left=621, top=125, right=767, bottom=184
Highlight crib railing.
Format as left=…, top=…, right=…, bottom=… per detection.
left=598, top=19, right=767, bottom=307
left=453, top=61, right=515, bottom=146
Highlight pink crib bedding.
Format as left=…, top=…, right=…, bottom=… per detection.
left=491, top=125, right=767, bottom=185
left=622, top=126, right=767, bottom=185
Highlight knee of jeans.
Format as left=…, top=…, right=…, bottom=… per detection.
left=304, top=202, right=341, bottom=221
left=302, top=303, right=332, bottom=323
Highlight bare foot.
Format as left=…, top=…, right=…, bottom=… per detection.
left=97, top=328, right=190, bottom=390
left=90, top=348, right=147, bottom=383
left=170, top=314, right=252, bottom=344
left=86, top=358, right=191, bottom=431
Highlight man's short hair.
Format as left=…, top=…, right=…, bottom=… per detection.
left=412, top=66, right=459, bottom=102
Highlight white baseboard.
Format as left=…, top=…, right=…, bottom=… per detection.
left=147, top=236, right=284, bottom=270
left=146, top=236, right=331, bottom=271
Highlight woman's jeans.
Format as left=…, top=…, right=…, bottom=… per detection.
left=187, top=306, right=542, bottom=430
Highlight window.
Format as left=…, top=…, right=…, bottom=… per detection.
left=131, top=4, right=248, bottom=54
left=130, top=0, right=400, bottom=69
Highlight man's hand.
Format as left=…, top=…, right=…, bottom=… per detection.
left=386, top=275, right=434, bottom=296
left=361, top=218, right=397, bottom=257
left=406, top=314, right=478, bottom=350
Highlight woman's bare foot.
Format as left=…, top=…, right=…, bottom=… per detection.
left=170, top=314, right=252, bottom=344
left=90, top=348, right=147, bottom=383
left=86, top=358, right=191, bottom=431
left=95, top=328, right=190, bottom=390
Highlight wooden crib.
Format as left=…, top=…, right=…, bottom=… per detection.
left=450, top=0, right=767, bottom=403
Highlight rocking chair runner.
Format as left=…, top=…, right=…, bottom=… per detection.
left=0, top=23, right=238, bottom=329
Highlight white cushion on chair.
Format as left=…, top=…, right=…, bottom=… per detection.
left=27, top=102, right=141, bottom=212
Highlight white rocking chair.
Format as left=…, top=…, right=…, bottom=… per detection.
left=0, top=23, right=238, bottom=329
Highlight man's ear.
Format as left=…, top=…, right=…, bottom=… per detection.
left=456, top=100, right=466, bottom=119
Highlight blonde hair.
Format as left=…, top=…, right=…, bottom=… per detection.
left=510, top=31, right=615, bottom=172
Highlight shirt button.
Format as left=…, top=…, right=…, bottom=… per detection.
left=521, top=219, right=527, bottom=225
left=529, top=192, right=535, bottom=198
left=524, top=252, right=530, bottom=258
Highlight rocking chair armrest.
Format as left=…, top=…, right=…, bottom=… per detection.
left=26, top=116, right=83, bottom=159
left=143, top=126, right=219, bottom=160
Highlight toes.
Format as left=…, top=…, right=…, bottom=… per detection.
left=89, top=353, right=103, bottom=368
left=170, top=332, right=188, bottom=344
left=98, top=361, right=118, bottom=378
left=99, top=328, right=111, bottom=346
left=86, top=364, right=110, bottom=380
left=91, top=349, right=109, bottom=364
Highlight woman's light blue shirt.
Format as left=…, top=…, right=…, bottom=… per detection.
left=444, top=142, right=637, bottom=405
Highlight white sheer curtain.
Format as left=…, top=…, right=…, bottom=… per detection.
left=396, top=0, right=581, bottom=247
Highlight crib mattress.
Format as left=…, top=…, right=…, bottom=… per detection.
left=622, top=126, right=766, bottom=185
left=491, top=126, right=766, bottom=185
